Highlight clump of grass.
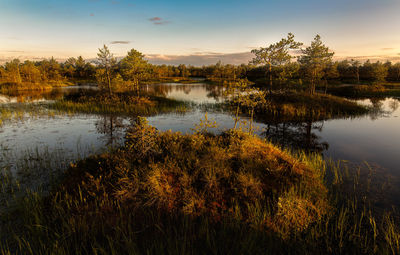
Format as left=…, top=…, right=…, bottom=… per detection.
left=60, top=117, right=328, bottom=229
left=253, top=91, right=370, bottom=121
left=330, top=84, right=400, bottom=98
left=0, top=81, right=71, bottom=93
left=48, top=90, right=188, bottom=115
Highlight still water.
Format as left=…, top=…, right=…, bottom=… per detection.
left=0, top=83, right=399, bottom=183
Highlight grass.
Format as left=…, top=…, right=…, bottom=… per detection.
left=329, top=84, right=400, bottom=98
left=253, top=91, right=370, bottom=122
left=1, top=118, right=399, bottom=254
left=0, top=81, right=72, bottom=94
left=48, top=90, right=189, bottom=115
left=151, top=77, right=203, bottom=84
left=0, top=143, right=98, bottom=207
left=0, top=103, right=60, bottom=127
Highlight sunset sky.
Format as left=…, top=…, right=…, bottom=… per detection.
left=1, top=0, right=399, bottom=65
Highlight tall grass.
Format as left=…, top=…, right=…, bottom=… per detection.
left=0, top=104, right=59, bottom=126
left=253, top=91, right=371, bottom=122
left=48, top=90, right=189, bottom=115
left=1, top=119, right=398, bottom=254
left=0, top=81, right=72, bottom=94
left=329, top=84, right=400, bottom=98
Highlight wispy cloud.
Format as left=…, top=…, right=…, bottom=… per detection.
left=4, top=50, right=25, bottom=53
left=336, top=54, right=400, bottom=62
left=146, top=52, right=254, bottom=66
left=382, top=48, right=394, bottom=51
left=145, top=51, right=400, bottom=66
left=149, top=17, right=161, bottom=22
left=193, top=51, right=222, bottom=55
left=148, top=17, right=170, bottom=25
left=110, top=41, right=131, bottom=44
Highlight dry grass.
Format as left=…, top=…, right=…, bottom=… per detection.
left=49, top=90, right=188, bottom=115
left=248, top=91, right=369, bottom=121
left=58, top=117, right=328, bottom=236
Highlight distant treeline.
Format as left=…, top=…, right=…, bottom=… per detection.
left=1, top=51, right=399, bottom=87
left=0, top=56, right=249, bottom=85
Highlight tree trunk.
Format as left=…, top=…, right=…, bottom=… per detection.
left=136, top=80, right=140, bottom=99
left=397, top=69, right=400, bottom=82
left=106, top=69, right=112, bottom=96
left=310, top=77, right=314, bottom=95
left=234, top=104, right=240, bottom=130
left=249, top=107, right=254, bottom=134
left=356, top=68, right=360, bottom=84
left=268, top=63, right=272, bottom=94
left=310, top=69, right=316, bottom=95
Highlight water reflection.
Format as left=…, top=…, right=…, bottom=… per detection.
left=263, top=120, right=329, bottom=153
left=0, top=86, right=98, bottom=104
left=95, top=115, right=127, bottom=146
left=141, top=82, right=226, bottom=104
left=260, top=97, right=400, bottom=155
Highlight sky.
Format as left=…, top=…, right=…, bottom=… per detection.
left=0, top=0, right=400, bottom=65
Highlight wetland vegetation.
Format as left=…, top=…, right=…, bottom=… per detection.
left=1, top=34, right=400, bottom=254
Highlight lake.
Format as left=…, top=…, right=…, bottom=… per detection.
left=1, top=82, right=399, bottom=194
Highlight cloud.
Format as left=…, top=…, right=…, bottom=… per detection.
left=145, top=51, right=400, bottom=66
left=146, top=52, right=254, bottom=66
left=382, top=48, right=394, bottom=51
left=149, top=17, right=161, bottom=22
left=4, top=50, right=25, bottom=53
left=110, top=41, right=131, bottom=44
left=335, top=54, right=400, bottom=63
left=149, top=17, right=170, bottom=25
left=111, top=0, right=120, bottom=4
left=193, top=51, right=221, bottom=55
left=90, top=13, right=95, bottom=17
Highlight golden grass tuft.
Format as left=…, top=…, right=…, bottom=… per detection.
left=57, top=117, right=328, bottom=236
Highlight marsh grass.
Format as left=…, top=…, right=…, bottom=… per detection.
left=151, top=77, right=202, bottom=84
left=0, top=142, right=102, bottom=211
left=48, top=90, right=189, bottom=115
left=1, top=119, right=399, bottom=254
left=0, top=104, right=59, bottom=126
left=0, top=81, right=72, bottom=94
left=329, top=84, right=400, bottom=98
left=253, top=91, right=370, bottom=122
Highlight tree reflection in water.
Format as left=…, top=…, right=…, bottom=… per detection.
left=262, top=120, right=329, bottom=153
left=95, top=115, right=126, bottom=146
